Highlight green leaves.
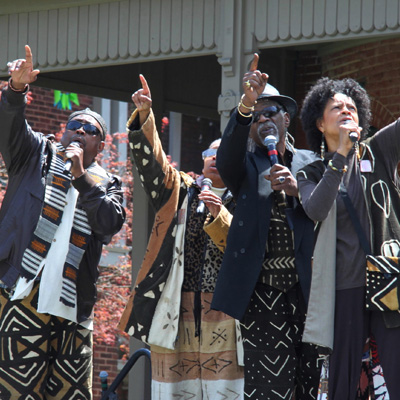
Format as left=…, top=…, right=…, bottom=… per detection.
left=53, top=90, right=80, bottom=110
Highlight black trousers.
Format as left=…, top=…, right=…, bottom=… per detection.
left=240, top=282, right=321, bottom=400
left=329, top=286, right=400, bottom=400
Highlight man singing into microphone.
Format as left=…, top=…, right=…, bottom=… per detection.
left=211, top=54, right=321, bottom=399
left=118, top=75, right=243, bottom=398
left=0, top=45, right=125, bottom=399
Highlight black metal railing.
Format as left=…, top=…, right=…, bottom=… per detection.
left=100, top=348, right=151, bottom=400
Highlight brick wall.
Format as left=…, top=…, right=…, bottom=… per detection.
left=93, top=344, right=127, bottom=399
left=320, top=38, right=400, bottom=130
left=294, top=37, right=400, bottom=146
left=293, top=50, right=322, bottom=149
left=24, top=86, right=93, bottom=135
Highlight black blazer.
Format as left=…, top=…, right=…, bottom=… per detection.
left=211, top=111, right=316, bottom=320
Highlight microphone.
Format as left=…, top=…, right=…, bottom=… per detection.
left=343, top=120, right=358, bottom=143
left=99, top=370, right=108, bottom=392
left=349, top=132, right=358, bottom=143
left=263, top=136, right=287, bottom=213
left=263, top=135, right=279, bottom=166
left=196, top=177, right=212, bottom=214
left=64, top=141, right=80, bottom=174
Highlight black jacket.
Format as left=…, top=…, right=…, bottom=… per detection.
left=211, top=110, right=317, bottom=320
left=0, top=85, right=125, bottom=323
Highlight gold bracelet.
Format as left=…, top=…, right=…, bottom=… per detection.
left=328, top=159, right=348, bottom=173
left=238, top=95, right=255, bottom=112
left=237, top=107, right=252, bottom=118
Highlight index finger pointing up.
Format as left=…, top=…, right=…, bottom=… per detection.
left=249, top=53, right=259, bottom=71
left=139, top=74, right=151, bottom=95
left=25, top=45, right=33, bottom=62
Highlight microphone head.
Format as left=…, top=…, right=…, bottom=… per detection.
left=349, top=132, right=358, bottom=142
left=197, top=177, right=213, bottom=214
left=201, top=178, right=213, bottom=187
left=342, top=120, right=359, bottom=142
left=99, top=371, right=108, bottom=379
left=263, top=135, right=277, bottom=148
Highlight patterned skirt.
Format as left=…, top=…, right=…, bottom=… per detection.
left=150, top=291, right=244, bottom=399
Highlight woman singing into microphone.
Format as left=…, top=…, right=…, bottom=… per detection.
left=297, top=77, right=400, bottom=399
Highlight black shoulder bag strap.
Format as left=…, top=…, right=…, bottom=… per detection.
left=339, top=182, right=371, bottom=255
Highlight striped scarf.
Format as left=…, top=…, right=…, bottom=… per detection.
left=20, top=142, right=110, bottom=308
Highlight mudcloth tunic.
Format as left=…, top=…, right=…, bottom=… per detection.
left=241, top=197, right=320, bottom=400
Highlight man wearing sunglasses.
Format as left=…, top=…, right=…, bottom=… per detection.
left=118, top=75, right=244, bottom=398
left=211, top=54, right=321, bottom=400
left=0, top=45, right=125, bottom=399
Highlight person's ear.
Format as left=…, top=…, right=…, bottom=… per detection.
left=98, top=141, right=105, bottom=153
left=316, top=118, right=324, bottom=133
left=284, top=112, right=290, bottom=128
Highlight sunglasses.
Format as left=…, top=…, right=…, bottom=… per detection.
left=202, top=148, right=218, bottom=160
left=66, top=120, right=103, bottom=138
left=252, top=106, right=282, bottom=123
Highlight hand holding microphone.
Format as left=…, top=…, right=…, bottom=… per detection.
left=198, top=190, right=222, bottom=218
left=342, top=120, right=359, bottom=143
left=64, top=141, right=81, bottom=174
left=196, top=178, right=212, bottom=213
left=337, top=120, right=363, bottom=158
left=263, top=135, right=298, bottom=197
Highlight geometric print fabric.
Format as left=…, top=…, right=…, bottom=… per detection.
left=0, top=284, right=92, bottom=400
left=366, top=255, right=400, bottom=311
left=240, top=283, right=322, bottom=400
left=260, top=201, right=297, bottom=293
left=150, top=291, right=244, bottom=399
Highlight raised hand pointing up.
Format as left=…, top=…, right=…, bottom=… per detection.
left=242, top=53, right=269, bottom=104
left=7, top=45, right=40, bottom=90
left=131, top=74, right=153, bottom=126
left=237, top=54, right=269, bottom=116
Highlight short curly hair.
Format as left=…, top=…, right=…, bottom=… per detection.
left=300, top=77, right=371, bottom=155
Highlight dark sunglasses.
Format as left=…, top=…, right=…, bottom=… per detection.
left=202, top=148, right=218, bottom=160
left=66, top=120, right=103, bottom=138
left=252, top=106, right=282, bottom=123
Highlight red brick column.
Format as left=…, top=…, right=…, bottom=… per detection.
left=92, top=343, right=122, bottom=399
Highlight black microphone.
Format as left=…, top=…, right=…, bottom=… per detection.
left=99, top=370, right=108, bottom=392
left=343, top=120, right=358, bottom=143
left=196, top=177, right=212, bottom=214
left=64, top=141, right=80, bottom=174
left=263, top=135, right=279, bottom=165
left=349, top=132, right=358, bottom=143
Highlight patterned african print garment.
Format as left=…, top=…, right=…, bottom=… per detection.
left=0, top=283, right=93, bottom=400
left=119, top=108, right=243, bottom=399
left=318, top=338, right=390, bottom=400
left=241, top=199, right=322, bottom=400
left=151, top=190, right=244, bottom=399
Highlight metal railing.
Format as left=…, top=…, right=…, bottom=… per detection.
left=99, top=348, right=151, bottom=400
